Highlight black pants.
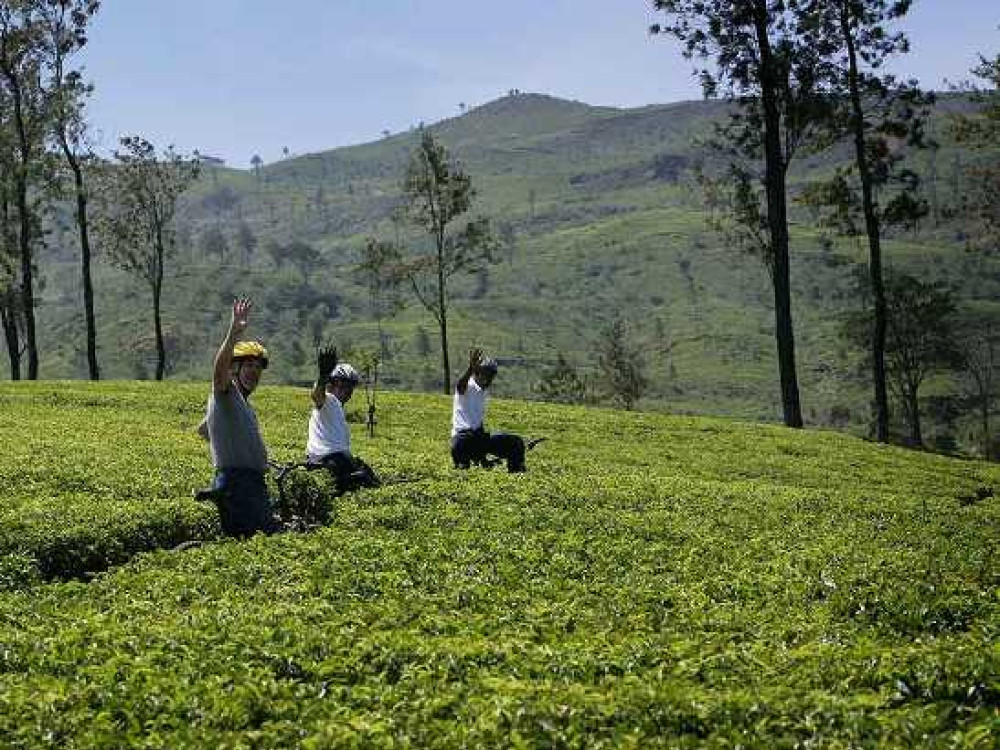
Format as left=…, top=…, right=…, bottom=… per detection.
left=212, top=469, right=280, bottom=537
left=315, top=452, right=380, bottom=492
left=451, top=428, right=526, bottom=472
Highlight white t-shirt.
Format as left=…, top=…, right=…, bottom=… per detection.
left=451, top=377, right=488, bottom=437
left=307, top=394, right=351, bottom=460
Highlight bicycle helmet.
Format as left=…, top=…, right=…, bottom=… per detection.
left=329, top=363, right=361, bottom=384
left=233, top=340, right=269, bottom=368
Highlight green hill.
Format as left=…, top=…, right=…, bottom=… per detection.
left=1, top=381, right=998, bottom=745
left=30, top=92, right=1000, bottom=452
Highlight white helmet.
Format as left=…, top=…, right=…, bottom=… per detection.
left=329, top=363, right=361, bottom=384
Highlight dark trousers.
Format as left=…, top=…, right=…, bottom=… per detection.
left=451, top=427, right=526, bottom=472
left=212, top=469, right=280, bottom=537
left=315, top=452, right=380, bottom=492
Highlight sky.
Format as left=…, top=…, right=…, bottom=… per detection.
left=78, top=1, right=999, bottom=169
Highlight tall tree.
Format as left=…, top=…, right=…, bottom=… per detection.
left=801, top=0, right=930, bottom=443
left=41, top=0, right=101, bottom=379
left=0, top=78, right=23, bottom=379
left=0, top=2, right=50, bottom=378
left=651, top=0, right=828, bottom=427
left=94, top=136, right=199, bottom=380
left=398, top=130, right=497, bottom=392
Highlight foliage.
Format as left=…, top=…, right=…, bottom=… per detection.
left=0, top=381, right=999, bottom=745
left=15, top=91, right=1000, bottom=444
left=199, top=224, right=227, bottom=261
left=950, top=53, right=1000, bottom=253
left=356, top=235, right=403, bottom=361
left=956, top=316, right=999, bottom=460
left=846, top=272, right=958, bottom=446
left=535, top=352, right=588, bottom=405
left=699, top=162, right=771, bottom=273
left=595, top=317, right=647, bottom=410
left=274, top=466, right=336, bottom=528
left=265, top=238, right=319, bottom=277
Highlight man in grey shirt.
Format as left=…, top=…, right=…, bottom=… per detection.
left=197, top=297, right=279, bottom=537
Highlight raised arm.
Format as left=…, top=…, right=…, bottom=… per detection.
left=312, top=345, right=338, bottom=408
left=213, top=297, right=251, bottom=394
left=456, top=347, right=483, bottom=395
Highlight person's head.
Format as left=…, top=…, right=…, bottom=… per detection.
left=475, top=357, right=498, bottom=389
left=231, top=340, right=269, bottom=395
left=327, top=362, right=361, bottom=403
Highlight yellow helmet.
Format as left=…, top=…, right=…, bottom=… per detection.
left=232, top=340, right=269, bottom=368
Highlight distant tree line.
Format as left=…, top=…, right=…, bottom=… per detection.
left=0, top=0, right=996, bottom=460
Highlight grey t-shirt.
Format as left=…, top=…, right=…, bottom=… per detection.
left=205, top=386, right=268, bottom=471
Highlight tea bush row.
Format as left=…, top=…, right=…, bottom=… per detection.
left=1, top=382, right=998, bottom=746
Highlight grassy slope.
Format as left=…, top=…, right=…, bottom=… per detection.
left=30, top=93, right=1000, bottom=445
left=0, top=381, right=998, bottom=746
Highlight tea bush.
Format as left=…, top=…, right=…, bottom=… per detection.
left=0, top=381, right=998, bottom=746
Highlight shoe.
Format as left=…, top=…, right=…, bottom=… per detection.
left=194, top=488, right=224, bottom=503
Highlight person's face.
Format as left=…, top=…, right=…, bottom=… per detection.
left=328, top=380, right=356, bottom=404
left=475, top=368, right=495, bottom=389
left=235, top=358, right=264, bottom=394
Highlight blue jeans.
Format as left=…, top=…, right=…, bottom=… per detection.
left=451, top=428, right=526, bottom=472
left=212, top=469, right=280, bottom=537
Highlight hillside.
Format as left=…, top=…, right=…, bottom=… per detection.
left=1, top=381, right=998, bottom=745
left=30, top=91, right=1000, bottom=451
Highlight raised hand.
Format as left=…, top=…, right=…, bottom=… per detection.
left=317, top=345, right=338, bottom=381
left=468, top=347, right=483, bottom=371
left=231, top=297, right=252, bottom=335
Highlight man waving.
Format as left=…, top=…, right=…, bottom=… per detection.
left=451, top=348, right=526, bottom=472
left=198, top=297, right=279, bottom=536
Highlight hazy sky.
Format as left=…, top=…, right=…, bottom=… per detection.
left=79, top=1, right=999, bottom=168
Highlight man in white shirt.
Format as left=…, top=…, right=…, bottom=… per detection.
left=451, top=348, right=526, bottom=472
left=307, top=347, right=379, bottom=491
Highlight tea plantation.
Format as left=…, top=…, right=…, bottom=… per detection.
left=0, top=381, right=998, bottom=748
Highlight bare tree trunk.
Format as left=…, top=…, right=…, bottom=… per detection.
left=437, top=232, right=451, bottom=393
left=1, top=195, right=20, bottom=380
left=8, top=74, right=39, bottom=379
left=839, top=1, right=889, bottom=443
left=906, top=391, right=922, bottom=448
left=983, top=396, right=991, bottom=460
left=61, top=137, right=99, bottom=380
left=1, top=304, right=20, bottom=380
left=153, top=278, right=165, bottom=381
left=754, top=3, right=803, bottom=428
left=153, top=238, right=166, bottom=381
